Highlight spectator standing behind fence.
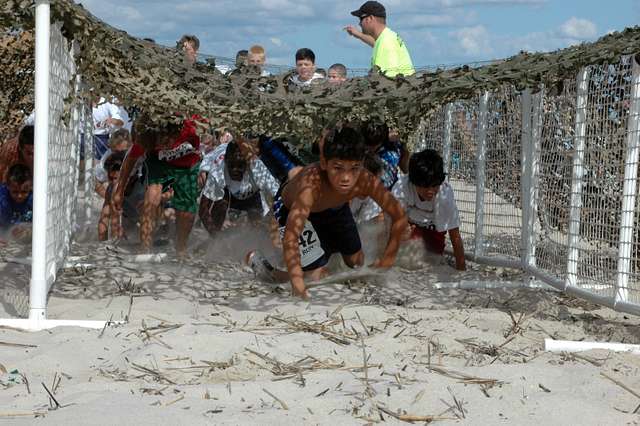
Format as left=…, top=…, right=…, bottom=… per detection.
left=0, top=125, right=33, bottom=184
left=328, top=63, right=348, bottom=84
left=92, top=96, right=124, bottom=160
left=179, top=34, right=200, bottom=64
left=288, top=48, right=325, bottom=88
left=345, top=1, right=415, bottom=77
left=248, top=45, right=271, bottom=76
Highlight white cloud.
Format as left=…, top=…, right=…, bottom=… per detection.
left=270, top=37, right=283, bottom=47
left=450, top=25, right=493, bottom=57
left=558, top=17, right=597, bottom=39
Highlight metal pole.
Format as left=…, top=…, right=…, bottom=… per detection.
left=566, top=68, right=590, bottom=290
left=520, top=89, right=533, bottom=268
left=614, top=56, right=640, bottom=305
left=29, top=0, right=51, bottom=326
left=443, top=104, right=453, bottom=173
left=474, top=92, right=490, bottom=258
left=522, top=89, right=544, bottom=274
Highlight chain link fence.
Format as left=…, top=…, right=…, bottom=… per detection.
left=417, top=54, right=640, bottom=315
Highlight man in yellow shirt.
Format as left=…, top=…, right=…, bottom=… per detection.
left=346, top=1, right=415, bottom=78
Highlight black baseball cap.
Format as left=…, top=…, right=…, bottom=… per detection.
left=350, top=1, right=386, bottom=19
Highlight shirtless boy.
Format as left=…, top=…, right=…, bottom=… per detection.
left=250, top=126, right=407, bottom=299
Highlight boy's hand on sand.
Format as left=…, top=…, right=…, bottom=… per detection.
left=291, top=279, right=310, bottom=300
left=401, top=223, right=415, bottom=241
left=371, top=257, right=394, bottom=269
left=292, top=287, right=310, bottom=300
left=10, top=225, right=31, bottom=243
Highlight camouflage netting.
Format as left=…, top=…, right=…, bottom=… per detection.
left=0, top=29, right=34, bottom=140
left=1, top=0, right=640, bottom=145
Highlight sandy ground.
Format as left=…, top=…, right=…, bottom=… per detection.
left=1, top=224, right=640, bottom=425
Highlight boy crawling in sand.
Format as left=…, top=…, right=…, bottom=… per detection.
left=392, top=149, right=466, bottom=270
left=247, top=126, right=407, bottom=299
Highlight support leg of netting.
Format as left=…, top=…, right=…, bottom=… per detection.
left=544, top=339, right=640, bottom=354
left=615, top=57, right=640, bottom=306
left=83, top=104, right=94, bottom=229
left=565, top=68, right=590, bottom=291
left=474, top=91, right=490, bottom=258
left=27, top=0, right=51, bottom=325
left=521, top=88, right=544, bottom=287
left=0, top=0, right=113, bottom=331
left=442, top=104, right=453, bottom=173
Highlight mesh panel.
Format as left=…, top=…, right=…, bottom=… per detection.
left=418, top=107, right=446, bottom=153
left=482, top=87, right=523, bottom=259
left=570, top=60, right=634, bottom=297
left=44, top=23, right=82, bottom=288
left=535, top=79, right=576, bottom=280
left=448, top=99, right=480, bottom=251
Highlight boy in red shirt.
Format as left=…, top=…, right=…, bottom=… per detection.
left=113, top=117, right=202, bottom=257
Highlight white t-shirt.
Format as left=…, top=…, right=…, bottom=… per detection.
left=289, top=72, right=325, bottom=87
left=118, top=106, right=133, bottom=132
left=350, top=197, right=382, bottom=223
left=95, top=149, right=111, bottom=183
left=201, top=143, right=279, bottom=216
left=392, top=175, right=460, bottom=232
left=92, top=98, right=123, bottom=136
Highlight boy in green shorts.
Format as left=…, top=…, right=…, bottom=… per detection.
left=113, top=117, right=202, bottom=257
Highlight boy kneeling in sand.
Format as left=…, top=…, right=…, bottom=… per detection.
left=392, top=149, right=466, bottom=270
left=199, top=139, right=279, bottom=236
left=0, top=164, right=33, bottom=243
left=247, top=126, right=407, bottom=299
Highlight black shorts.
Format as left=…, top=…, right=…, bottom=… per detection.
left=274, top=193, right=362, bottom=271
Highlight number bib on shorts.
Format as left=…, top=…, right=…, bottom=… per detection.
left=279, top=221, right=325, bottom=268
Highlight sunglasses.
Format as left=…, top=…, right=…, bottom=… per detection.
left=359, top=15, right=370, bottom=23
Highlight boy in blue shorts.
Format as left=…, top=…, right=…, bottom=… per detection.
left=247, top=126, right=407, bottom=299
left=0, top=164, right=33, bottom=242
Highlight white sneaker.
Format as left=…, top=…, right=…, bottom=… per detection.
left=246, top=250, right=276, bottom=283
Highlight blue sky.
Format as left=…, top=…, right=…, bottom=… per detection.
left=78, top=0, right=638, bottom=71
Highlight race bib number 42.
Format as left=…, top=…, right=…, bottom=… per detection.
left=279, top=221, right=325, bottom=268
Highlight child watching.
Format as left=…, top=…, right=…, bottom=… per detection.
left=248, top=45, right=270, bottom=76
left=288, top=48, right=325, bottom=88
left=178, top=34, right=200, bottom=64
left=98, top=151, right=125, bottom=241
left=199, top=139, right=279, bottom=236
left=0, top=164, right=33, bottom=242
left=392, top=149, right=466, bottom=270
left=361, top=120, right=404, bottom=189
left=247, top=126, right=407, bottom=299
left=327, top=63, right=348, bottom=84
left=95, top=128, right=132, bottom=198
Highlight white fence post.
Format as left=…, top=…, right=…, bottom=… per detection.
left=521, top=89, right=533, bottom=268
left=443, top=104, right=453, bottom=173
left=566, top=68, right=590, bottom=290
left=615, top=57, right=640, bottom=305
left=521, top=89, right=544, bottom=275
left=474, top=91, right=490, bottom=258
left=28, top=0, right=51, bottom=326
left=83, top=103, right=93, bottom=228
